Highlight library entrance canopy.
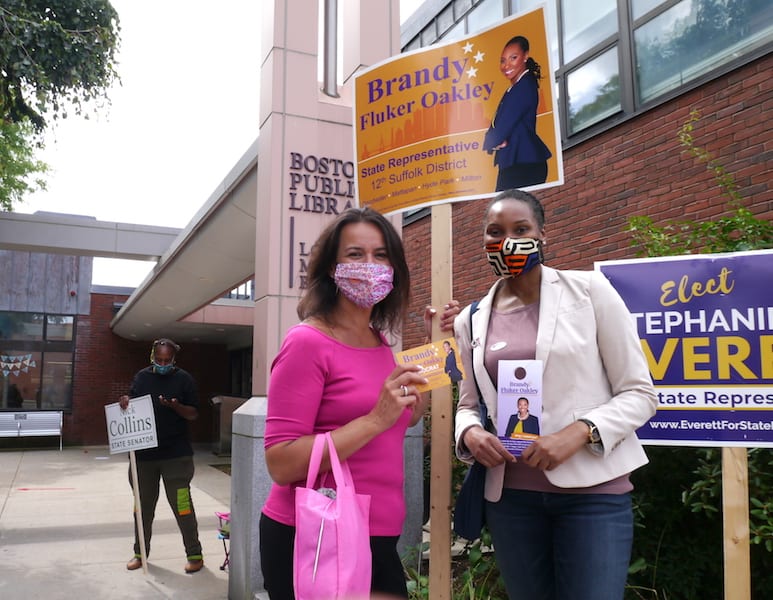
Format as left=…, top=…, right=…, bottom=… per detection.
left=0, top=140, right=258, bottom=349
left=110, top=141, right=258, bottom=348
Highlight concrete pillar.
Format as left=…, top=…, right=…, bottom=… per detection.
left=228, top=397, right=270, bottom=599
left=401, top=421, right=425, bottom=557
left=252, top=0, right=402, bottom=397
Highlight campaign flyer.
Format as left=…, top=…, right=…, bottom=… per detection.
left=395, top=337, right=465, bottom=392
left=496, top=360, right=543, bottom=456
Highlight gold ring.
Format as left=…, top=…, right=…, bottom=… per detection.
left=400, top=385, right=408, bottom=397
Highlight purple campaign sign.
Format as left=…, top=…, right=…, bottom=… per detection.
left=596, top=250, right=773, bottom=448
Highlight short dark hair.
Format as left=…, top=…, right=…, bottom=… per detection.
left=485, top=189, right=545, bottom=230
left=297, top=207, right=410, bottom=335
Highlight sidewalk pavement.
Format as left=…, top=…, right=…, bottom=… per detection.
left=0, top=444, right=238, bottom=600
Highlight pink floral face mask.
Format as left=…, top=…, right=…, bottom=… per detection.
left=334, top=263, right=394, bottom=308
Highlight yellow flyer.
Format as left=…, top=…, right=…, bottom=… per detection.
left=395, top=337, right=465, bottom=392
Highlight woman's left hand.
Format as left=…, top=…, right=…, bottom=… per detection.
left=520, top=421, right=589, bottom=470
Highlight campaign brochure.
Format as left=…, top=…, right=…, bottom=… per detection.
left=395, top=337, right=465, bottom=393
left=496, top=360, right=543, bottom=456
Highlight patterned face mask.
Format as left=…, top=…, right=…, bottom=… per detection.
left=485, top=237, right=544, bottom=278
left=334, top=263, right=394, bottom=308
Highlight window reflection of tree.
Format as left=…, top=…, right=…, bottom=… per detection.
left=636, top=0, right=770, bottom=102
left=569, top=74, right=620, bottom=133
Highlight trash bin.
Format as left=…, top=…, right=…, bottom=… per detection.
left=211, top=395, right=247, bottom=456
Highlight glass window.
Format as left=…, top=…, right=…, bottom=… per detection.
left=421, top=22, right=438, bottom=47
left=40, top=352, right=73, bottom=411
left=561, top=0, right=617, bottom=63
left=1, top=310, right=75, bottom=412
left=46, top=315, right=74, bottom=341
left=635, top=0, right=773, bottom=104
left=437, top=4, right=456, bottom=36
left=512, top=0, right=552, bottom=15
left=0, top=312, right=44, bottom=341
left=467, top=0, right=503, bottom=34
left=567, top=46, right=621, bottom=134
left=632, top=0, right=667, bottom=21
left=442, top=20, right=466, bottom=42
left=1, top=351, right=40, bottom=410
left=404, top=0, right=769, bottom=142
left=512, top=0, right=559, bottom=79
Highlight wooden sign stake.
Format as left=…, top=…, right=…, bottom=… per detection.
left=129, top=450, right=149, bottom=575
left=722, top=447, right=750, bottom=599
left=428, top=203, right=453, bottom=600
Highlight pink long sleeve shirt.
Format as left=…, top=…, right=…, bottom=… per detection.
left=261, top=324, right=411, bottom=536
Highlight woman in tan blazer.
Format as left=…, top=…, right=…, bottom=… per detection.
left=454, top=189, right=657, bottom=600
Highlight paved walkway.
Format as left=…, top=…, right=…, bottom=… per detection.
left=0, top=444, right=234, bottom=599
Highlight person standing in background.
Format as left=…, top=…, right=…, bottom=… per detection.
left=118, top=338, right=204, bottom=574
left=6, top=382, right=23, bottom=408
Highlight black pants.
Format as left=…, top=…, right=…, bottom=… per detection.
left=496, top=161, right=548, bottom=191
left=259, top=513, right=408, bottom=599
left=128, top=455, right=202, bottom=559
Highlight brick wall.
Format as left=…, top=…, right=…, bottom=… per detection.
left=67, top=292, right=230, bottom=446
left=403, top=53, right=772, bottom=348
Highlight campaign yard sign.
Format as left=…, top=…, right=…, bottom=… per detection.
left=597, top=249, right=773, bottom=448
left=104, top=394, right=158, bottom=454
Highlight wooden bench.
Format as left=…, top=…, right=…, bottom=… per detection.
left=0, top=411, right=63, bottom=450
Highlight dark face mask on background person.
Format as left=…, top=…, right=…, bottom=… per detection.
left=485, top=237, right=544, bottom=278
left=153, top=363, right=174, bottom=375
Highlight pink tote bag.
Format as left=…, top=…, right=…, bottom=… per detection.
left=293, top=432, right=372, bottom=600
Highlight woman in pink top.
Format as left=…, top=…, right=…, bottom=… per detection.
left=260, top=207, right=456, bottom=599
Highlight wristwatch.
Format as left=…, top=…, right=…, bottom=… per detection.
left=578, top=418, right=604, bottom=455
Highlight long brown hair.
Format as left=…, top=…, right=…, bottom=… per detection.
left=297, top=207, right=410, bottom=335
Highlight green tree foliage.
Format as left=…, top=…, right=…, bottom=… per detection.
left=0, top=119, right=49, bottom=211
left=0, top=1, right=120, bottom=211
left=624, top=110, right=772, bottom=598
left=628, top=109, right=773, bottom=256
left=0, top=0, right=120, bottom=129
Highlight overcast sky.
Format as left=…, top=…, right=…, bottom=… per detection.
left=17, top=0, right=423, bottom=286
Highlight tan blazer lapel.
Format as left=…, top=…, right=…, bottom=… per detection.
left=536, top=267, right=561, bottom=368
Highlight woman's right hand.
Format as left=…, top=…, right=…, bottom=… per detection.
left=119, top=395, right=130, bottom=410
left=423, top=301, right=461, bottom=339
left=367, top=364, right=428, bottom=430
left=463, top=425, right=515, bottom=467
